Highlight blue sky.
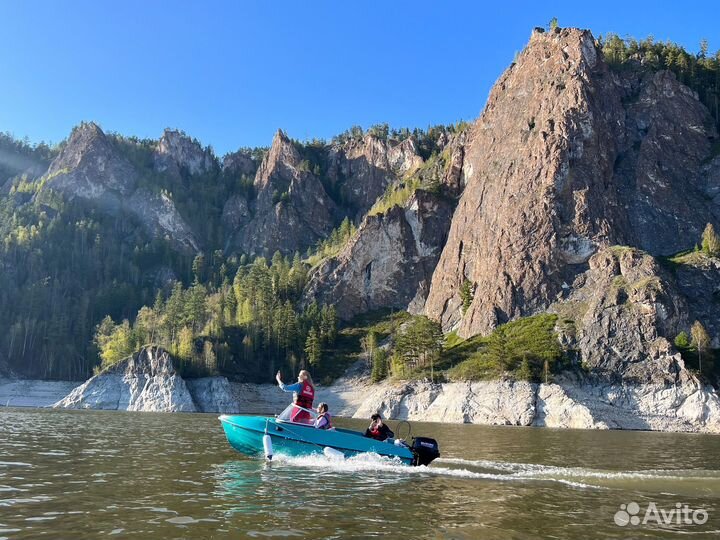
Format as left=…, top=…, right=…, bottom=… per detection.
left=1, top=0, right=718, bottom=155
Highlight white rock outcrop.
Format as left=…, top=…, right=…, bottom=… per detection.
left=50, top=353, right=720, bottom=433
left=54, top=346, right=196, bottom=412
left=340, top=375, right=720, bottom=433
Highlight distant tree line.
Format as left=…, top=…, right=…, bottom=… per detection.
left=599, top=34, right=720, bottom=131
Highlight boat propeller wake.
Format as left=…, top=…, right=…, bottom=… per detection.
left=271, top=452, right=604, bottom=489
left=268, top=453, right=720, bottom=492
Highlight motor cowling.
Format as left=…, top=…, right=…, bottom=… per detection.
left=411, top=436, right=440, bottom=466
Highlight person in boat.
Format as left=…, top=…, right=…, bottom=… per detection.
left=314, top=402, right=332, bottom=430
left=275, top=369, right=315, bottom=423
left=364, top=413, right=394, bottom=441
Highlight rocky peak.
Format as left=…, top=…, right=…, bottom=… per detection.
left=155, top=128, right=216, bottom=176
left=48, top=122, right=109, bottom=172
left=229, top=129, right=337, bottom=255
left=44, top=122, right=138, bottom=204
left=39, top=123, right=199, bottom=254
left=253, top=129, right=301, bottom=191
left=425, top=27, right=719, bottom=338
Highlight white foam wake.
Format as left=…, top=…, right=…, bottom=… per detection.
left=272, top=452, right=601, bottom=489
left=435, top=457, right=720, bottom=483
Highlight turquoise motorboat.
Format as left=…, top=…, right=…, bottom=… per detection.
left=219, top=405, right=440, bottom=467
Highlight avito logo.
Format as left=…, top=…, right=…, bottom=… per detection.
left=614, top=501, right=709, bottom=527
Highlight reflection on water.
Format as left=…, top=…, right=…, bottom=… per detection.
left=1, top=408, right=719, bottom=539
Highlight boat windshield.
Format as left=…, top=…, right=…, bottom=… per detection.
left=276, top=404, right=319, bottom=426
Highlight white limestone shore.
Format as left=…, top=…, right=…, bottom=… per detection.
left=4, top=346, right=719, bottom=434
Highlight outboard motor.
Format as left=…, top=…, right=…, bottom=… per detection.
left=411, top=437, right=440, bottom=466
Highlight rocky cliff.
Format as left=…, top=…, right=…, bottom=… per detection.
left=38, top=122, right=200, bottom=253
left=54, top=346, right=197, bottom=412
left=154, top=128, right=216, bottom=177
left=226, top=130, right=430, bottom=255
left=326, top=135, right=424, bottom=216
left=346, top=375, right=720, bottom=433
left=425, top=28, right=719, bottom=340
left=551, top=246, right=689, bottom=382
left=303, top=190, right=453, bottom=319
left=228, top=130, right=338, bottom=255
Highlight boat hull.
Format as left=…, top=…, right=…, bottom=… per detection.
left=219, top=415, right=414, bottom=465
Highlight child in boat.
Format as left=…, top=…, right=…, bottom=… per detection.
left=364, top=413, right=394, bottom=441
left=276, top=369, right=315, bottom=423
left=314, top=402, right=333, bottom=430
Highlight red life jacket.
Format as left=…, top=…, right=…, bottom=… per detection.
left=369, top=426, right=382, bottom=440
left=294, top=380, right=315, bottom=409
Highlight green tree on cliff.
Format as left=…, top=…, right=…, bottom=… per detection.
left=701, top=223, right=720, bottom=257
left=95, top=317, right=134, bottom=370
left=691, top=321, right=711, bottom=374
left=460, top=280, right=474, bottom=314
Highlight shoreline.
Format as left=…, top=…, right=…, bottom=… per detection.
left=0, top=379, right=82, bottom=408
left=4, top=372, right=720, bottom=435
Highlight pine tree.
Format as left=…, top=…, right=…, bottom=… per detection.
left=319, top=305, right=338, bottom=345
left=192, top=253, right=206, bottom=283
left=516, top=357, right=533, bottom=381
left=164, top=282, right=186, bottom=343
left=185, top=282, right=208, bottom=333
left=305, top=327, right=322, bottom=367
left=395, top=316, right=443, bottom=378
left=371, top=348, right=388, bottom=382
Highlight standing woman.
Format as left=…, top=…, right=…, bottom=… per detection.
left=276, top=369, right=315, bottom=423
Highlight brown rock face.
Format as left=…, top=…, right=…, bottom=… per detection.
left=232, top=130, right=337, bottom=255
left=425, top=28, right=719, bottom=337
left=303, top=190, right=453, bottom=320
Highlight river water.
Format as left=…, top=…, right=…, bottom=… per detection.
left=1, top=408, right=719, bottom=539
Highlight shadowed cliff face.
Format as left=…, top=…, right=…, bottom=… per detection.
left=551, top=247, right=688, bottom=383
left=302, top=190, right=453, bottom=320
left=425, top=28, right=719, bottom=338
left=326, top=135, right=424, bottom=217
